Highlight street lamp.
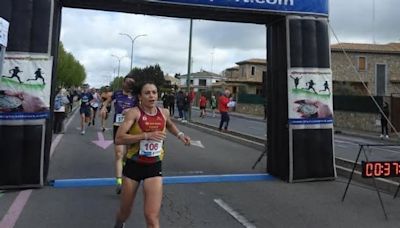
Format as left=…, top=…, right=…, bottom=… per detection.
left=111, top=54, right=124, bottom=77
left=119, top=33, right=147, bottom=70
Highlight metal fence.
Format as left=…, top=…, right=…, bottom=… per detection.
left=333, top=95, right=383, bottom=113
left=237, top=94, right=265, bottom=105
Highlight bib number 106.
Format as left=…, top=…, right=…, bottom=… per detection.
left=144, top=142, right=159, bottom=151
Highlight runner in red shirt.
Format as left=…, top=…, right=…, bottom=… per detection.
left=199, top=93, right=207, bottom=118
left=218, top=89, right=231, bottom=131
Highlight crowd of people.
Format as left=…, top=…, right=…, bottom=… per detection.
left=53, top=84, right=236, bottom=135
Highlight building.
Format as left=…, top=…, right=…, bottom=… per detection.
left=164, top=74, right=180, bottom=90
left=223, top=58, right=266, bottom=95
left=178, top=70, right=222, bottom=92
left=331, top=42, right=400, bottom=96
left=331, top=42, right=400, bottom=132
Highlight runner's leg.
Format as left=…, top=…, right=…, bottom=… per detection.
left=115, top=177, right=140, bottom=227
left=143, top=177, right=162, bottom=228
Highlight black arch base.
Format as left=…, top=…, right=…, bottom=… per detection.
left=1, top=1, right=333, bottom=188
left=267, top=16, right=336, bottom=182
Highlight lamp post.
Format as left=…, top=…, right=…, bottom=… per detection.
left=111, top=54, right=124, bottom=77
left=119, top=33, right=147, bottom=70
left=186, top=19, right=193, bottom=122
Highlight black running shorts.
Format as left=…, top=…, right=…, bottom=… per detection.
left=123, top=159, right=162, bottom=182
left=113, top=125, right=119, bottom=142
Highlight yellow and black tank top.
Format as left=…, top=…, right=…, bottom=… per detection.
left=126, top=106, right=166, bottom=164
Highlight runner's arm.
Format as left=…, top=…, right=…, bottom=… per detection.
left=164, top=109, right=191, bottom=145
left=115, top=108, right=143, bottom=145
left=100, top=93, right=112, bottom=113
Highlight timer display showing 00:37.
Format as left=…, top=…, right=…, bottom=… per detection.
left=362, top=161, right=400, bottom=178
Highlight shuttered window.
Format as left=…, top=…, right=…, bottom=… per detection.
left=358, top=56, right=366, bottom=71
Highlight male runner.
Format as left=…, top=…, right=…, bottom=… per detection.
left=101, top=75, right=137, bottom=194
left=78, top=84, right=94, bottom=135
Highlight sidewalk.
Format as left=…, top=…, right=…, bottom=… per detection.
left=192, top=106, right=400, bottom=143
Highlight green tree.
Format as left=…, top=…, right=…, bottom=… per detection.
left=56, top=42, right=86, bottom=88
left=110, top=76, right=124, bottom=91
left=127, top=64, right=166, bottom=89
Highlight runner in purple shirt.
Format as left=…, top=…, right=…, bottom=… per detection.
left=101, top=75, right=137, bottom=194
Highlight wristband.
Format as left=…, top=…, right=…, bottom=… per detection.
left=177, top=132, right=184, bottom=138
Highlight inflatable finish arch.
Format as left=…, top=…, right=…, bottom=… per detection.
left=0, top=0, right=334, bottom=188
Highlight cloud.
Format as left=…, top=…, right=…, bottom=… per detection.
left=60, top=0, right=400, bottom=88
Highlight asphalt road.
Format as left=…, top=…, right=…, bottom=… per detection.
left=2, top=107, right=400, bottom=227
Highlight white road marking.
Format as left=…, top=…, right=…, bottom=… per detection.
left=214, top=198, right=256, bottom=228
left=190, top=140, right=204, bottom=148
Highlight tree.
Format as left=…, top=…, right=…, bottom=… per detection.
left=110, top=76, right=124, bottom=91
left=56, top=42, right=86, bottom=88
left=127, top=64, right=166, bottom=89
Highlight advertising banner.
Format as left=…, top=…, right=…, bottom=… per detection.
left=0, top=17, right=9, bottom=47
left=0, top=55, right=53, bottom=120
left=288, top=68, right=333, bottom=125
left=148, top=0, right=329, bottom=16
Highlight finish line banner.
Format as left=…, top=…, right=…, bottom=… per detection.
left=148, top=0, right=329, bottom=16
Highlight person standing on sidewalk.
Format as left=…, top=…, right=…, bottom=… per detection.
left=53, top=87, right=70, bottom=134
left=380, top=102, right=390, bottom=139
left=113, top=82, right=190, bottom=228
left=210, top=94, right=217, bottom=117
left=199, top=93, right=207, bottom=118
left=218, top=89, right=231, bottom=132
left=101, top=75, right=137, bottom=194
left=176, top=91, right=185, bottom=120
left=168, top=92, right=175, bottom=117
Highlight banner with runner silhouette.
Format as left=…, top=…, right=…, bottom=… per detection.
left=0, top=54, right=53, bottom=120
left=287, top=68, right=333, bottom=125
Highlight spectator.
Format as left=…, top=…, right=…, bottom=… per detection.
left=168, top=92, right=175, bottom=117
left=380, top=102, right=390, bottom=139
left=53, top=87, right=70, bottom=134
left=176, top=91, right=185, bottom=120
left=218, top=89, right=231, bottom=132
left=199, top=93, right=207, bottom=118
left=210, top=94, right=217, bottom=117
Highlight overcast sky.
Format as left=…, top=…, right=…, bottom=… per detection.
left=59, top=0, right=400, bottom=88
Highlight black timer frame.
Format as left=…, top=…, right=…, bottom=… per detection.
left=341, top=144, right=400, bottom=220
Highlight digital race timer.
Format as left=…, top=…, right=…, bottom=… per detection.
left=362, top=161, right=400, bottom=178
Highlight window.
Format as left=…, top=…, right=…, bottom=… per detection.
left=251, top=66, right=255, bottom=76
left=358, top=56, right=366, bottom=71
left=376, top=64, right=387, bottom=96
left=199, top=79, right=206, bottom=86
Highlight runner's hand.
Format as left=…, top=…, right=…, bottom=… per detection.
left=179, top=134, right=191, bottom=146
left=147, top=131, right=166, bottom=141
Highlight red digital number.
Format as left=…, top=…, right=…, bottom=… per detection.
left=374, top=163, right=382, bottom=177
left=365, top=163, right=374, bottom=177
left=394, top=162, right=400, bottom=175
left=383, top=163, right=391, bottom=176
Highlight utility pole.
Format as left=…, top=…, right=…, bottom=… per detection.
left=186, top=19, right=193, bottom=122
left=372, top=0, right=376, bottom=44
left=111, top=54, right=123, bottom=77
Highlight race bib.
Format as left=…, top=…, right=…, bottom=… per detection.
left=139, top=140, right=163, bottom=157
left=115, top=114, right=125, bottom=123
